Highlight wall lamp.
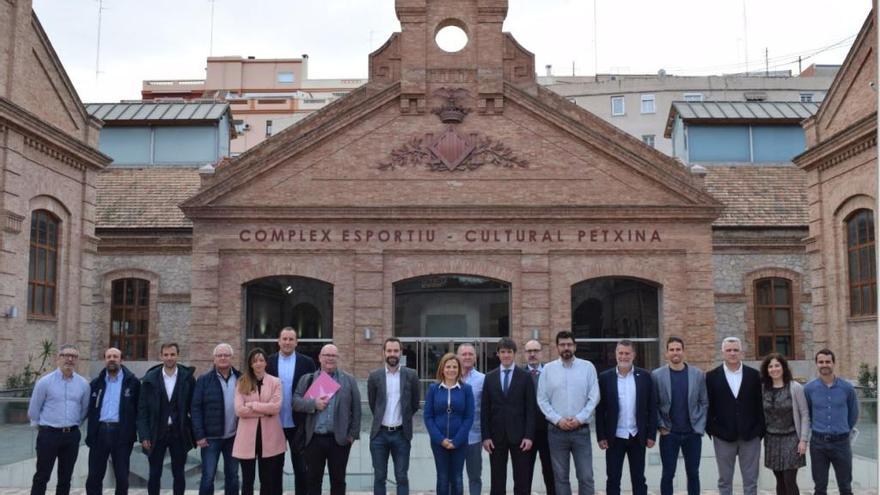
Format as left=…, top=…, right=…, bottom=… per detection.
left=363, top=327, right=373, bottom=341
left=4, top=306, right=19, bottom=318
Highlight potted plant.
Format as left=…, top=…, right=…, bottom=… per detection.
left=4, top=340, right=54, bottom=423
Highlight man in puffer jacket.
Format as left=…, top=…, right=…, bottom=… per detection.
left=192, top=343, right=242, bottom=495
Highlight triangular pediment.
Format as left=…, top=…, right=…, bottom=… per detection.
left=806, top=7, right=877, bottom=143
left=1, top=8, right=96, bottom=143
left=183, top=82, right=719, bottom=220
left=182, top=0, right=719, bottom=222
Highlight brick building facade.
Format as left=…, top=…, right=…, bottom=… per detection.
left=0, top=0, right=110, bottom=380
left=795, top=6, right=878, bottom=376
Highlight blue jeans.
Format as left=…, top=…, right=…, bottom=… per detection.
left=199, top=437, right=240, bottom=495
left=659, top=432, right=702, bottom=495
left=810, top=433, right=853, bottom=495
left=431, top=443, right=468, bottom=495
left=548, top=426, right=594, bottom=495
left=465, top=442, right=482, bottom=495
left=370, top=429, right=411, bottom=495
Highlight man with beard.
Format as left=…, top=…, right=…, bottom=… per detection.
left=85, top=347, right=140, bottom=495
left=652, top=336, right=708, bottom=495
left=804, top=349, right=859, bottom=495
left=537, top=331, right=600, bottom=495
left=367, top=337, right=421, bottom=495
left=137, top=342, right=196, bottom=495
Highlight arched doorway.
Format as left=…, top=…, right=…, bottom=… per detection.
left=571, top=277, right=661, bottom=372
left=243, top=276, right=333, bottom=363
left=393, top=274, right=510, bottom=391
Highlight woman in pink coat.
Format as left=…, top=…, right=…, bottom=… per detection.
left=233, top=348, right=285, bottom=495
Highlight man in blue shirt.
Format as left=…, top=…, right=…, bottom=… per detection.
left=85, top=347, right=140, bottom=495
left=804, top=348, right=859, bottom=495
left=27, top=344, right=90, bottom=495
left=457, top=343, right=485, bottom=495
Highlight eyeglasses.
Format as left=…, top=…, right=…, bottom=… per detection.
left=214, top=354, right=232, bottom=358
left=59, top=354, right=79, bottom=359
left=321, top=354, right=339, bottom=358
left=525, top=349, right=540, bottom=353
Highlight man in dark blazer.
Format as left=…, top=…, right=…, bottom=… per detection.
left=481, top=337, right=536, bottom=495
left=85, top=347, right=140, bottom=495
left=595, top=339, right=657, bottom=495
left=367, top=337, right=421, bottom=495
left=266, top=327, right=316, bottom=495
left=136, top=342, right=195, bottom=495
left=705, top=336, right=764, bottom=495
left=523, top=339, right=555, bottom=495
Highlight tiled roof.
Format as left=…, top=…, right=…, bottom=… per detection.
left=86, top=101, right=230, bottom=123
left=96, top=167, right=202, bottom=228
left=703, top=165, right=807, bottom=227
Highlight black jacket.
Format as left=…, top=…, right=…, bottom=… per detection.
left=191, top=366, right=242, bottom=441
left=86, top=365, right=140, bottom=448
left=706, top=364, right=765, bottom=442
left=266, top=351, right=316, bottom=428
left=136, top=363, right=196, bottom=452
left=481, top=366, right=536, bottom=445
left=595, top=366, right=658, bottom=445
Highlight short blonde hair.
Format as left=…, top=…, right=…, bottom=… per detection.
left=435, top=353, right=462, bottom=383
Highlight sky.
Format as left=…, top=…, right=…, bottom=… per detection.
left=31, top=0, right=873, bottom=103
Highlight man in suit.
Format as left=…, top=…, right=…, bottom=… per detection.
left=85, top=347, right=140, bottom=495
left=136, top=342, right=196, bottom=495
left=367, top=337, right=421, bottom=495
left=266, top=327, right=316, bottom=495
left=706, top=336, right=764, bottom=495
left=523, top=339, right=555, bottom=495
left=293, top=344, right=362, bottom=495
left=595, top=339, right=657, bottom=495
left=652, top=336, right=708, bottom=495
left=482, top=337, right=535, bottom=495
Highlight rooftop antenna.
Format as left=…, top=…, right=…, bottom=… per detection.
left=208, top=0, right=216, bottom=56
left=94, top=0, right=106, bottom=82
left=742, top=0, right=749, bottom=74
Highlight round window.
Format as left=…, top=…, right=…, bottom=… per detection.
left=435, top=24, right=468, bottom=53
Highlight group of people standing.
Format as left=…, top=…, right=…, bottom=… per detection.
left=25, top=329, right=860, bottom=495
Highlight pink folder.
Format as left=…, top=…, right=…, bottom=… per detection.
left=304, top=372, right=341, bottom=400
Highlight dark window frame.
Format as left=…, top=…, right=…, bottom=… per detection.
left=846, top=209, right=877, bottom=317
left=27, top=210, right=60, bottom=318
left=110, top=278, right=150, bottom=360
left=754, top=277, right=794, bottom=358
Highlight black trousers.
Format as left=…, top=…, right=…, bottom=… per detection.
left=306, top=433, right=352, bottom=495
left=605, top=435, right=648, bottom=495
left=526, top=427, right=556, bottom=495
left=284, top=426, right=309, bottom=495
left=148, top=428, right=188, bottom=495
left=31, top=427, right=81, bottom=495
left=488, top=436, right=532, bottom=495
left=240, top=454, right=284, bottom=495
left=85, top=424, right=134, bottom=495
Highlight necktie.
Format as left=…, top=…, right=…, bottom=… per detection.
left=530, top=368, right=539, bottom=377
left=503, top=369, right=511, bottom=394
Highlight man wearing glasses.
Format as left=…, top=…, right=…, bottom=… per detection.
left=28, top=344, right=90, bottom=495
left=523, top=339, right=555, bottom=495
left=294, top=344, right=362, bottom=495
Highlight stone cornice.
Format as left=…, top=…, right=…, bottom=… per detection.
left=794, top=112, right=877, bottom=172
left=506, top=83, right=721, bottom=209
left=0, top=97, right=110, bottom=170
left=183, top=204, right=721, bottom=222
